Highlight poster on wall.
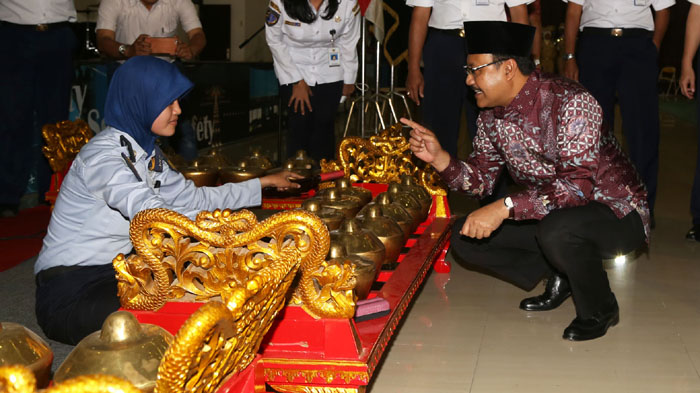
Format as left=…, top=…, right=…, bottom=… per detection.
left=69, top=62, right=281, bottom=155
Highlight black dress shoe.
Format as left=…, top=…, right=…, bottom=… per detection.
left=686, top=225, right=700, bottom=242
left=519, top=273, right=571, bottom=311
left=563, top=298, right=619, bottom=341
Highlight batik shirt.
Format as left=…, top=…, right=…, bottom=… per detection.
left=439, top=70, right=650, bottom=239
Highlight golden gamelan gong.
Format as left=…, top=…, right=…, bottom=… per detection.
left=54, top=311, right=173, bottom=392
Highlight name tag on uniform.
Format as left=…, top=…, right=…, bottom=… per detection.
left=634, top=0, right=646, bottom=5
left=475, top=0, right=489, bottom=5
left=329, top=47, right=341, bottom=67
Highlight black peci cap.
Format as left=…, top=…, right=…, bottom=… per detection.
left=463, top=21, right=535, bottom=57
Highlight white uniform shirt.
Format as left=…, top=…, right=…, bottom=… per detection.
left=35, top=128, right=262, bottom=274
left=265, top=0, right=361, bottom=86
left=96, top=0, right=202, bottom=45
left=0, top=0, right=76, bottom=24
left=564, top=0, right=675, bottom=31
left=688, top=0, right=700, bottom=5
left=405, top=0, right=533, bottom=30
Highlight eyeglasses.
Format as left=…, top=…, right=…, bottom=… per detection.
left=463, top=60, right=504, bottom=76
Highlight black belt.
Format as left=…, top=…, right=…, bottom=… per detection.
left=582, top=27, right=653, bottom=38
left=36, top=265, right=84, bottom=286
left=0, top=21, right=71, bottom=32
left=429, top=27, right=465, bottom=38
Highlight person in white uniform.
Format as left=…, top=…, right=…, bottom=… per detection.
left=265, top=0, right=361, bottom=162
left=96, top=0, right=206, bottom=61
left=405, top=0, right=530, bottom=205
left=563, top=0, right=675, bottom=224
left=680, top=0, right=700, bottom=242
left=34, top=56, right=300, bottom=345
left=405, top=0, right=531, bottom=152
left=0, top=0, right=78, bottom=217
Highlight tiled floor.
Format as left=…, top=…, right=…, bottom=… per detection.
left=368, top=107, right=700, bottom=392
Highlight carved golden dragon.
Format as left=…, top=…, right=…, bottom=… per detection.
left=113, top=208, right=356, bottom=319
left=320, top=123, right=446, bottom=196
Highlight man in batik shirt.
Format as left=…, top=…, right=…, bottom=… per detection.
left=402, top=21, right=649, bottom=341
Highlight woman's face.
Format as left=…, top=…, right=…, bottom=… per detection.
left=151, top=100, right=181, bottom=137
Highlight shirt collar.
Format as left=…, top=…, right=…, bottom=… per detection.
left=132, top=0, right=167, bottom=10
left=492, top=69, right=542, bottom=120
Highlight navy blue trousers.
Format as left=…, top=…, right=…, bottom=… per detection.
left=422, top=29, right=478, bottom=156
left=576, top=32, right=659, bottom=214
left=422, top=29, right=508, bottom=201
left=280, top=80, right=343, bottom=162
left=35, top=264, right=121, bottom=345
left=0, top=23, right=76, bottom=206
left=692, top=53, right=700, bottom=226
left=450, top=202, right=645, bottom=318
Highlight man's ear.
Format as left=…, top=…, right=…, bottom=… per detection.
left=503, top=59, right=517, bottom=81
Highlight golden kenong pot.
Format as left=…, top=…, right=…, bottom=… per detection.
left=0, top=322, right=53, bottom=389
left=283, top=161, right=312, bottom=179
left=330, top=218, right=386, bottom=273
left=399, top=174, right=432, bottom=217
left=54, top=311, right=173, bottom=392
left=180, top=159, right=219, bottom=187
left=317, top=178, right=372, bottom=206
left=308, top=188, right=364, bottom=219
left=383, top=183, right=427, bottom=228
left=246, top=150, right=274, bottom=171
left=219, top=150, right=274, bottom=184
left=219, top=159, right=267, bottom=184
left=301, top=199, right=345, bottom=231
left=358, top=193, right=414, bottom=239
left=285, top=150, right=317, bottom=173
left=327, top=244, right=377, bottom=300
left=356, top=205, right=405, bottom=266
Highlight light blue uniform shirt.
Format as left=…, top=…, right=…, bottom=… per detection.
left=35, top=127, right=261, bottom=274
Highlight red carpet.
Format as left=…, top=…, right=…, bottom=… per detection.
left=0, top=205, right=51, bottom=272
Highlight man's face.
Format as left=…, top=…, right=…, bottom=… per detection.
left=465, top=53, right=508, bottom=108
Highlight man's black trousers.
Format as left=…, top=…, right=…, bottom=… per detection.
left=450, top=202, right=645, bottom=318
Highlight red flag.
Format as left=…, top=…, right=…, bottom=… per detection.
left=358, top=0, right=372, bottom=16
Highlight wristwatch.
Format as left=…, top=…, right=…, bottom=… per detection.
left=563, top=53, right=575, bottom=61
left=504, top=196, right=514, bottom=210
left=118, top=44, right=128, bottom=57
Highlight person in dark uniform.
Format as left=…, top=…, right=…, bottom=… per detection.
left=680, top=0, right=700, bottom=242
left=265, top=0, right=361, bottom=162
left=563, top=0, right=675, bottom=223
left=0, top=0, right=78, bottom=217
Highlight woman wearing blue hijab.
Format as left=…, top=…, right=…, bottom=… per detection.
left=34, top=57, right=300, bottom=345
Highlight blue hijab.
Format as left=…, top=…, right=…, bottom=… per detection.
left=104, top=56, right=193, bottom=154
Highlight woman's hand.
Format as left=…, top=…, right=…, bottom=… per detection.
left=400, top=117, right=451, bottom=171
left=342, top=83, right=355, bottom=97
left=405, top=68, right=424, bottom=105
left=259, top=170, right=304, bottom=191
left=680, top=65, right=696, bottom=99
left=289, top=80, right=313, bottom=115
